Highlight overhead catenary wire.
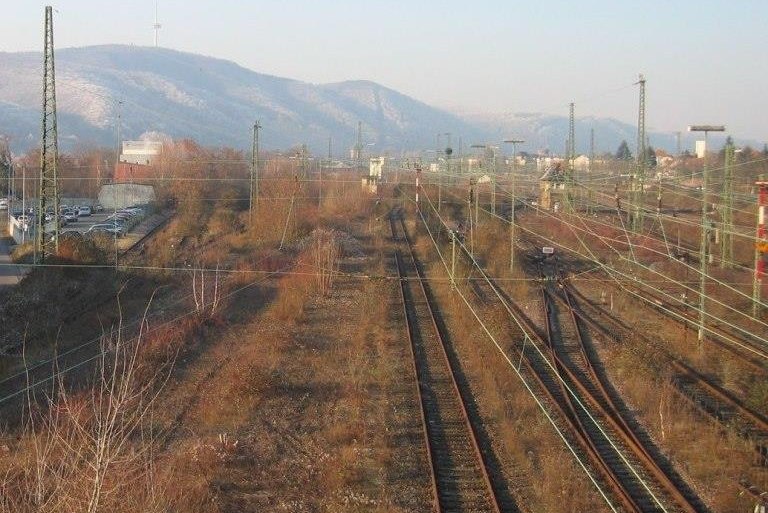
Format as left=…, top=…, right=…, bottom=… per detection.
left=429, top=171, right=768, bottom=323
left=441, top=183, right=768, bottom=358
left=412, top=189, right=675, bottom=512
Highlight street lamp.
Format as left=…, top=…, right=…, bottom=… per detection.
left=688, top=124, right=725, bottom=342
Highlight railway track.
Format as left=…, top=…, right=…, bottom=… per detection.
left=621, top=283, right=768, bottom=371
left=119, top=211, right=172, bottom=259
left=441, top=230, right=705, bottom=511
left=556, top=274, right=768, bottom=466
left=390, top=211, right=506, bottom=513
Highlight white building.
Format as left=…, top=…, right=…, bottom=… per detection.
left=119, top=141, right=163, bottom=165
left=536, top=156, right=565, bottom=172
left=369, top=157, right=384, bottom=179
left=573, top=155, right=590, bottom=171
left=695, top=140, right=707, bottom=159
left=362, top=157, right=384, bottom=194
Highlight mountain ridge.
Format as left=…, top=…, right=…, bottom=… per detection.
left=0, top=44, right=483, bottom=154
left=0, top=45, right=750, bottom=156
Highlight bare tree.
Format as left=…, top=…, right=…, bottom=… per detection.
left=4, top=293, right=177, bottom=513
left=312, top=230, right=341, bottom=296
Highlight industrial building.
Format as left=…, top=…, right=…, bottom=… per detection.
left=539, top=163, right=567, bottom=211
left=115, top=140, right=163, bottom=183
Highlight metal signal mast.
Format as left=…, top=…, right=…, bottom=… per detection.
left=36, top=5, right=59, bottom=264
left=249, top=120, right=261, bottom=224
left=632, top=74, right=646, bottom=233
left=720, top=142, right=735, bottom=267
left=566, top=102, right=575, bottom=211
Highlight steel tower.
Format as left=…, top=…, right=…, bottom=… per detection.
left=36, top=5, right=59, bottom=263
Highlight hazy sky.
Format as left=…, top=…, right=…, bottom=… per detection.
left=4, top=1, right=768, bottom=142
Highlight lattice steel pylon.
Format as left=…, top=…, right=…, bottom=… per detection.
left=36, top=5, right=60, bottom=264
left=632, top=74, right=646, bottom=233
left=720, top=142, right=735, bottom=267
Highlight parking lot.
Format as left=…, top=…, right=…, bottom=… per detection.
left=61, top=211, right=114, bottom=234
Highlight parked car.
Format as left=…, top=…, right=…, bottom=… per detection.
left=78, top=206, right=92, bottom=216
left=92, top=203, right=104, bottom=213
left=88, top=222, right=124, bottom=235
left=63, top=210, right=79, bottom=222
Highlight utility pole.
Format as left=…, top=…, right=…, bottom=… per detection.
left=437, top=146, right=442, bottom=213
left=36, top=5, right=60, bottom=263
left=689, top=124, right=725, bottom=342
left=440, top=132, right=451, bottom=213
left=754, top=179, right=767, bottom=316
left=321, top=136, right=330, bottom=207
left=415, top=165, right=421, bottom=208
left=445, top=133, right=452, bottom=179
left=509, top=167, right=516, bottom=271
left=504, top=139, right=524, bottom=271
left=356, top=121, right=363, bottom=173
left=588, top=128, right=595, bottom=214
left=632, top=74, right=647, bottom=233
left=5, top=160, right=11, bottom=228
left=491, top=148, right=496, bottom=216
left=720, top=141, right=735, bottom=267
left=22, top=165, right=26, bottom=245
left=300, top=144, right=308, bottom=179
left=249, top=120, right=261, bottom=224
left=468, top=178, right=475, bottom=257
left=451, top=231, right=456, bottom=290
left=567, top=102, right=575, bottom=211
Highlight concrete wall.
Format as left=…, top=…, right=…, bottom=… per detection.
left=8, top=216, right=35, bottom=245
left=98, top=183, right=156, bottom=209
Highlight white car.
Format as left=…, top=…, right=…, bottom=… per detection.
left=0, top=198, right=8, bottom=210
left=78, top=206, right=92, bottom=216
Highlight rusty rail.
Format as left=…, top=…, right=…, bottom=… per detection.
left=390, top=212, right=503, bottom=513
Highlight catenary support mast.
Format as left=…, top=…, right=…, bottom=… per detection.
left=36, top=5, right=60, bottom=264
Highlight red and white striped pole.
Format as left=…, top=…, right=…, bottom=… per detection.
left=754, top=180, right=768, bottom=315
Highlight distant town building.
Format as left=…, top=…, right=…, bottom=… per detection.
left=119, top=140, right=163, bottom=165
left=115, top=140, right=163, bottom=183
left=695, top=140, right=707, bottom=159
left=369, top=157, right=384, bottom=179
left=362, top=157, right=384, bottom=194
left=539, top=164, right=567, bottom=211
left=536, top=157, right=565, bottom=172
left=573, top=155, right=590, bottom=171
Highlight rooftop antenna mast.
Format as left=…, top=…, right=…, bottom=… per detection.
left=36, top=5, right=59, bottom=264
left=153, top=0, right=162, bottom=48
